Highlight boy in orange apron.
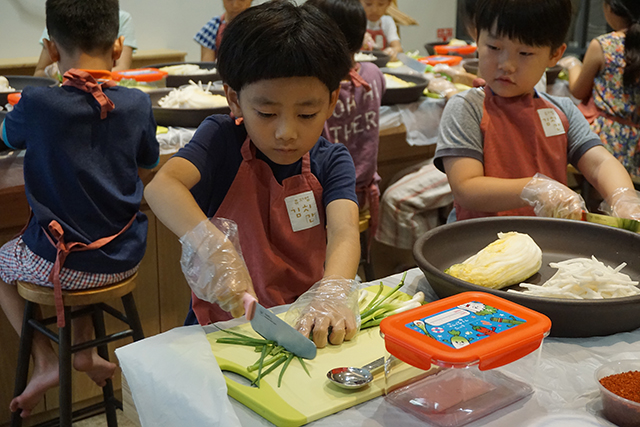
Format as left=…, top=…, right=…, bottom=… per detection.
left=434, top=0, right=640, bottom=221
left=145, top=1, right=362, bottom=349
left=0, top=0, right=159, bottom=418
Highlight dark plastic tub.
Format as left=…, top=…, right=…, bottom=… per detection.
left=145, top=62, right=220, bottom=88
left=148, top=88, right=230, bottom=128
left=413, top=217, right=640, bottom=338
left=0, top=76, right=58, bottom=106
left=381, top=72, right=428, bottom=105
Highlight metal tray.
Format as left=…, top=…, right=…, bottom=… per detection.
left=145, top=62, right=220, bottom=88
left=0, top=76, right=58, bottom=105
left=381, top=72, right=428, bottom=105
left=148, top=88, right=230, bottom=128
left=413, top=217, right=640, bottom=337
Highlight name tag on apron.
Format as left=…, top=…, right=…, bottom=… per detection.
left=537, top=108, right=565, bottom=137
left=285, top=191, right=320, bottom=232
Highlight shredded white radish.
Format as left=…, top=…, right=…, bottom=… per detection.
left=158, top=81, right=228, bottom=109
left=355, top=52, right=376, bottom=62
left=509, top=256, right=640, bottom=299
left=159, top=64, right=216, bottom=76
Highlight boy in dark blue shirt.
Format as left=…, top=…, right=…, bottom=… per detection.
left=0, top=0, right=159, bottom=418
left=145, top=1, right=362, bottom=349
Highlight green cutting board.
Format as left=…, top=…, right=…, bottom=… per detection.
left=206, top=286, right=421, bottom=426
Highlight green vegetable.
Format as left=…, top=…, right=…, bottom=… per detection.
left=445, top=232, right=542, bottom=289
left=359, top=272, right=425, bottom=329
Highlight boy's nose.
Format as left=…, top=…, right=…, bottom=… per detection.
left=498, top=53, right=516, bottom=73
left=274, top=119, right=297, bottom=142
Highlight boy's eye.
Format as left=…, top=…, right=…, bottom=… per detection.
left=487, top=44, right=499, bottom=51
left=256, top=111, right=274, bottom=118
left=519, top=51, right=534, bottom=57
left=299, top=113, right=318, bottom=120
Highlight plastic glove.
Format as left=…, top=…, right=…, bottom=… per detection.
left=284, top=276, right=360, bottom=349
left=383, top=47, right=398, bottom=61
left=179, top=218, right=256, bottom=318
left=521, top=173, right=586, bottom=220
left=599, top=187, right=640, bottom=221
left=427, top=78, right=458, bottom=99
left=362, top=33, right=375, bottom=51
left=557, top=56, right=582, bottom=70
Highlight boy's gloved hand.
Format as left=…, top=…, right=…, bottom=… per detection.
left=521, top=173, right=586, bottom=220
left=284, top=276, right=360, bottom=349
left=600, top=187, right=640, bottom=221
left=362, top=33, right=375, bottom=51
left=179, top=218, right=256, bottom=318
left=557, top=56, right=582, bottom=70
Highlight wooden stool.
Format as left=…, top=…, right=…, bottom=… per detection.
left=358, top=210, right=375, bottom=281
left=11, top=273, right=144, bottom=427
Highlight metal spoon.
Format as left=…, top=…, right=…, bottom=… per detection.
left=326, top=357, right=385, bottom=389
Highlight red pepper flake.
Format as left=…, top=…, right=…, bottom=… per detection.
left=600, top=370, right=640, bottom=403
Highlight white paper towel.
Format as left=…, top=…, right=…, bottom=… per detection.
left=115, top=325, right=241, bottom=427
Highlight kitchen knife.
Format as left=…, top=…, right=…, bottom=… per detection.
left=582, top=211, right=640, bottom=233
left=396, top=53, right=428, bottom=74
left=246, top=298, right=317, bottom=360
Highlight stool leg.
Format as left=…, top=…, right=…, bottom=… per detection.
left=121, top=292, right=145, bottom=341
left=59, top=308, right=72, bottom=427
left=91, top=306, right=118, bottom=427
left=10, top=301, right=36, bottom=427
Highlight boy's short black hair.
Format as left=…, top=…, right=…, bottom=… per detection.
left=46, top=0, right=119, bottom=54
left=217, top=0, right=352, bottom=93
left=305, top=0, right=366, bottom=54
left=475, top=0, right=572, bottom=51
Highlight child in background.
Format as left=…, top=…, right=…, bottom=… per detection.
left=0, top=0, right=159, bottom=419
left=306, top=0, right=386, bottom=231
left=145, top=1, right=361, bottom=349
left=559, top=0, right=640, bottom=179
left=34, top=9, right=137, bottom=79
left=435, top=0, right=640, bottom=222
left=195, top=0, right=253, bottom=62
left=361, top=0, right=403, bottom=60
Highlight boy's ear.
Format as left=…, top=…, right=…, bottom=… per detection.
left=327, top=88, right=340, bottom=118
left=548, top=43, right=567, bottom=66
left=43, top=38, right=60, bottom=63
left=224, top=84, right=243, bottom=118
left=112, top=35, right=124, bottom=61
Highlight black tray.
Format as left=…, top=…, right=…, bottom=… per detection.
left=145, top=62, right=220, bottom=88
left=148, top=88, right=230, bottom=128
left=357, top=50, right=391, bottom=68
left=413, top=217, right=640, bottom=337
left=381, top=72, right=428, bottom=105
left=0, top=76, right=58, bottom=105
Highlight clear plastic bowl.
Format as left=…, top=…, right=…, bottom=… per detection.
left=595, top=359, right=640, bottom=427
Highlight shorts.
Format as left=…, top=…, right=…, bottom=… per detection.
left=0, top=237, right=139, bottom=290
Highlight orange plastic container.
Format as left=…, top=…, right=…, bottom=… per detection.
left=418, top=55, right=462, bottom=67
left=7, top=93, right=21, bottom=106
left=380, top=292, right=551, bottom=371
left=434, top=45, right=477, bottom=58
left=112, top=68, right=168, bottom=90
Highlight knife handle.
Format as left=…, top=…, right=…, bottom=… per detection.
left=243, top=292, right=258, bottom=321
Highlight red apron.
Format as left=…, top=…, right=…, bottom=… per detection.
left=455, top=89, right=570, bottom=220
left=366, top=28, right=388, bottom=50
left=192, top=136, right=327, bottom=324
left=215, top=14, right=227, bottom=52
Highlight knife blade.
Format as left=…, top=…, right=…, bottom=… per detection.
left=396, top=53, right=428, bottom=74
left=582, top=211, right=640, bottom=233
left=247, top=300, right=317, bottom=360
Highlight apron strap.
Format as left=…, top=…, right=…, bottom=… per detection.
left=348, top=66, right=372, bottom=91
left=62, top=69, right=117, bottom=119
left=43, top=214, right=137, bottom=327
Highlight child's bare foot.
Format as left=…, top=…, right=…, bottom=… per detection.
left=73, top=350, right=116, bottom=387
left=9, top=358, right=59, bottom=418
